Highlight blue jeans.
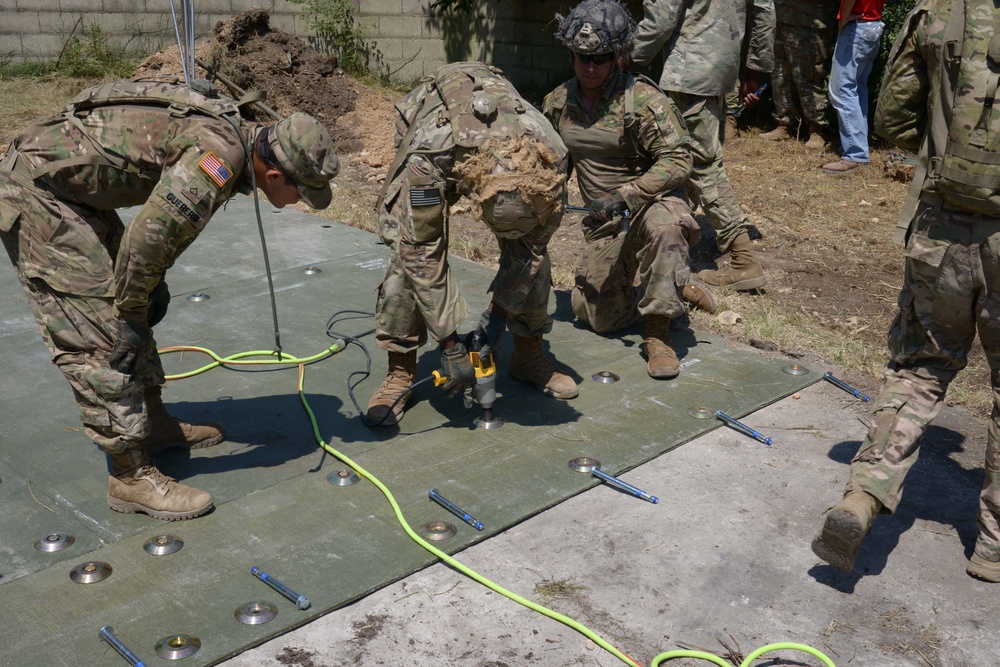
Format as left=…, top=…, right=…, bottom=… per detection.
left=828, top=19, right=884, bottom=163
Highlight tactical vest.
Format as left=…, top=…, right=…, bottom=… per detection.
left=927, top=0, right=1000, bottom=216
left=27, top=79, right=262, bottom=181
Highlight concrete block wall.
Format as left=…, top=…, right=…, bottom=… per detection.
left=0, top=0, right=645, bottom=95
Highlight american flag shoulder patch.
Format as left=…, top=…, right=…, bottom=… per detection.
left=199, top=152, right=233, bottom=188
left=410, top=188, right=441, bottom=207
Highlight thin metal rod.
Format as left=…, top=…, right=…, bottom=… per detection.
left=250, top=566, right=310, bottom=609
left=715, top=410, right=772, bottom=446
left=429, top=488, right=485, bottom=530
left=823, top=372, right=871, bottom=402
left=590, top=469, right=658, bottom=504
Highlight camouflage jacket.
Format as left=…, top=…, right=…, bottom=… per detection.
left=774, top=0, right=839, bottom=30
left=876, top=0, right=1000, bottom=213
left=3, top=93, right=255, bottom=321
left=543, top=71, right=691, bottom=210
left=632, top=0, right=776, bottom=96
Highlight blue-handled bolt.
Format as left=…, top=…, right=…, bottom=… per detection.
left=99, top=626, right=145, bottom=667
left=429, top=488, right=485, bottom=530
left=250, top=566, right=310, bottom=610
left=823, top=372, right=871, bottom=402
left=716, top=410, right=772, bottom=446
left=591, top=468, right=658, bottom=504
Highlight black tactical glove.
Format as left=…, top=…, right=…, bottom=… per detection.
left=440, top=342, right=476, bottom=398
left=476, top=305, right=507, bottom=362
left=147, top=280, right=171, bottom=328
left=588, top=193, right=628, bottom=223
left=109, top=318, right=152, bottom=375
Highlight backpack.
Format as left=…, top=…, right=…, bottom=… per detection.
left=28, top=79, right=262, bottom=180
left=429, top=62, right=528, bottom=148
left=928, top=0, right=1000, bottom=216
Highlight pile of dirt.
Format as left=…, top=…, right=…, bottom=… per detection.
left=131, top=9, right=396, bottom=161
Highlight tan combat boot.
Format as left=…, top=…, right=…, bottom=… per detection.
left=680, top=280, right=717, bottom=314
left=804, top=122, right=827, bottom=150
left=695, top=232, right=766, bottom=291
left=644, top=315, right=679, bottom=379
left=367, top=350, right=418, bottom=426
left=759, top=125, right=795, bottom=141
left=967, top=548, right=1000, bottom=582
left=509, top=335, right=579, bottom=399
left=107, top=446, right=214, bottom=520
left=811, top=490, right=881, bottom=571
left=142, top=387, right=225, bottom=456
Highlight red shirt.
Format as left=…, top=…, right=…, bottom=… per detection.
left=840, top=0, right=887, bottom=21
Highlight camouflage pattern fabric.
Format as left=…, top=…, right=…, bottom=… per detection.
left=544, top=71, right=698, bottom=333
left=374, top=62, right=568, bottom=352
left=771, top=20, right=836, bottom=128
left=845, top=204, right=1000, bottom=559
left=0, top=86, right=257, bottom=454
left=631, top=0, right=775, bottom=97
left=668, top=92, right=750, bottom=252
left=773, top=0, right=837, bottom=29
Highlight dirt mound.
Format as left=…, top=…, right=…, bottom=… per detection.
left=132, top=9, right=368, bottom=154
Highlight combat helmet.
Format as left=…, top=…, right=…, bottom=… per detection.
left=554, top=0, right=636, bottom=56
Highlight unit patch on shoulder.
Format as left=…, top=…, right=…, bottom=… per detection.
left=199, top=152, right=233, bottom=188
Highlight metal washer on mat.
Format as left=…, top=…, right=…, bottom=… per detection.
left=419, top=521, right=458, bottom=541
left=186, top=292, right=210, bottom=302
left=69, top=561, right=112, bottom=584
left=34, top=532, right=74, bottom=553
left=144, top=534, right=183, bottom=556
left=688, top=406, right=714, bottom=419
left=568, top=456, right=601, bottom=473
left=155, top=634, right=201, bottom=660
left=234, top=601, right=278, bottom=625
left=300, top=266, right=322, bottom=275
left=327, top=469, right=361, bottom=486
left=782, top=364, right=809, bottom=376
left=591, top=371, right=620, bottom=384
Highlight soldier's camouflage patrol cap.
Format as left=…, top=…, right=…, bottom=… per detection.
left=554, top=0, right=636, bottom=55
left=269, top=112, right=340, bottom=210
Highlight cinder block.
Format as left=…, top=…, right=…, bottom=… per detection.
left=18, top=0, right=58, bottom=10
left=38, top=11, right=81, bottom=34
left=360, top=0, right=402, bottom=15
left=1, top=11, right=40, bottom=34
left=401, top=37, right=444, bottom=62
left=370, top=36, right=402, bottom=61
left=390, top=59, right=422, bottom=83
left=376, top=15, right=423, bottom=38
left=21, top=33, right=65, bottom=61
left=196, top=0, right=236, bottom=13
left=103, top=0, right=145, bottom=13
left=0, top=33, right=24, bottom=58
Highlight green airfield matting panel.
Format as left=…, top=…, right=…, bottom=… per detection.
left=0, top=199, right=821, bottom=666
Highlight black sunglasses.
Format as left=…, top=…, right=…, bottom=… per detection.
left=576, top=52, right=615, bottom=66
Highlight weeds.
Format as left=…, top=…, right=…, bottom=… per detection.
left=288, top=0, right=385, bottom=78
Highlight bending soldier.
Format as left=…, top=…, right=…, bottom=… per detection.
left=812, top=0, right=1000, bottom=582
left=545, top=0, right=714, bottom=379
left=0, top=80, right=339, bottom=521
left=367, top=62, right=577, bottom=426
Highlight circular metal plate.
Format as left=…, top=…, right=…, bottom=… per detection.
left=327, top=469, right=361, bottom=486
left=591, top=371, right=620, bottom=384
left=34, top=532, right=74, bottom=553
left=688, top=406, right=715, bottom=420
left=782, top=364, right=809, bottom=376
left=186, top=292, right=210, bottom=302
left=568, top=456, right=601, bottom=473
left=300, top=266, right=322, bottom=275
left=419, top=521, right=458, bottom=541
left=144, top=534, right=183, bottom=556
left=474, top=416, right=503, bottom=430
left=235, top=601, right=278, bottom=625
left=155, top=634, right=201, bottom=660
left=69, top=561, right=112, bottom=584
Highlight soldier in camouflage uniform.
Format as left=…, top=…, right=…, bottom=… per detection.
left=759, top=0, right=839, bottom=149
left=544, top=0, right=715, bottom=379
left=631, top=0, right=775, bottom=293
left=812, top=0, right=1000, bottom=582
left=0, top=80, right=339, bottom=521
left=367, top=62, right=577, bottom=426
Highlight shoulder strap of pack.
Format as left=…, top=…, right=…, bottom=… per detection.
left=893, top=0, right=966, bottom=245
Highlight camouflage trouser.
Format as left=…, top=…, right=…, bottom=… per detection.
left=571, top=196, right=699, bottom=334
left=375, top=155, right=555, bottom=352
left=846, top=204, right=1000, bottom=558
left=668, top=92, right=750, bottom=253
left=0, top=180, right=164, bottom=454
left=772, top=22, right=836, bottom=128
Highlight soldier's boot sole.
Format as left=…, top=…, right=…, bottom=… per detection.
left=508, top=365, right=580, bottom=399
left=967, top=553, right=1000, bottom=582
left=108, top=495, right=214, bottom=521
left=811, top=507, right=869, bottom=571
